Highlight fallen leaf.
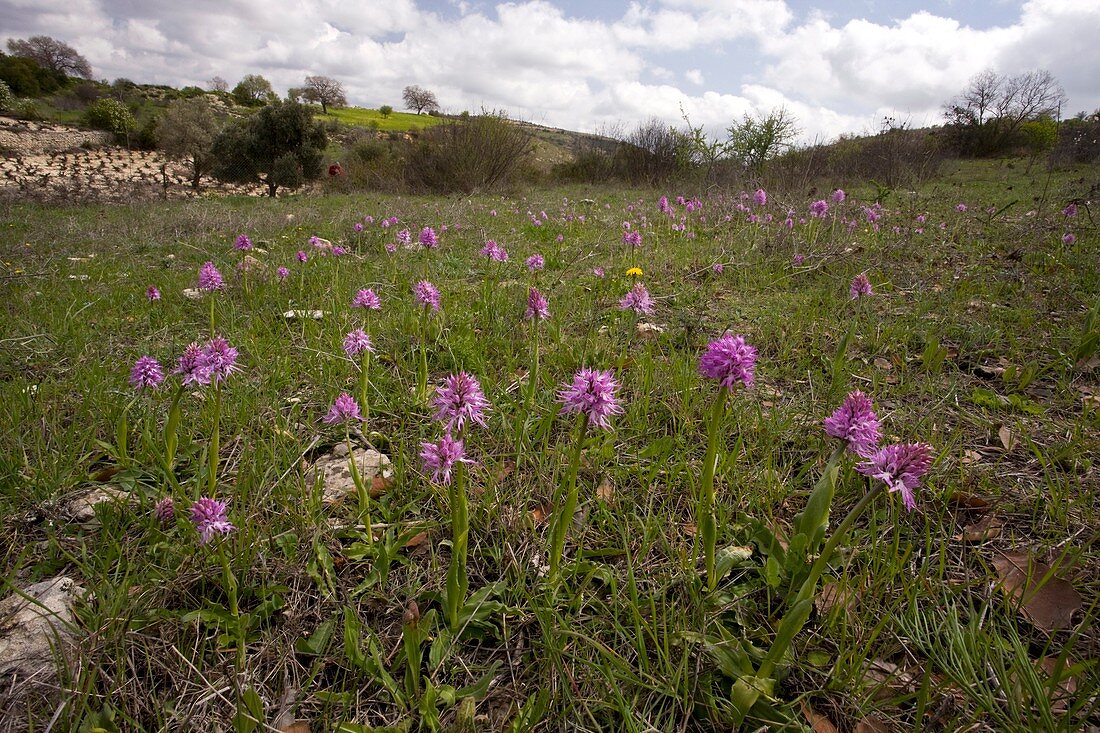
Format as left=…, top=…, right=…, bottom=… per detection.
left=91, top=465, right=122, bottom=483
left=596, top=477, right=615, bottom=504
left=799, top=701, right=838, bottom=733
left=864, top=659, right=920, bottom=701
left=955, top=514, right=1002, bottom=543
left=279, top=721, right=310, bottom=733
left=961, top=449, right=984, bottom=465
left=1037, top=656, right=1078, bottom=713
left=530, top=503, right=552, bottom=525
left=403, top=531, right=429, bottom=549
left=873, top=357, right=893, bottom=371
left=947, top=491, right=990, bottom=509
left=998, top=425, right=1016, bottom=451
left=991, top=551, right=1083, bottom=632
left=815, top=582, right=857, bottom=617
left=370, top=475, right=391, bottom=498
left=854, top=715, right=891, bottom=733
left=682, top=522, right=697, bottom=537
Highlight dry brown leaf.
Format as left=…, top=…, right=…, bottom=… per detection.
left=854, top=715, right=891, bottom=733
left=596, top=477, right=615, bottom=504
left=991, top=551, right=1083, bottom=632
left=279, top=721, right=310, bottom=733
left=682, top=522, right=697, bottom=537
left=1083, top=394, right=1100, bottom=409
left=998, top=425, right=1016, bottom=451
left=494, top=461, right=516, bottom=483
left=955, top=514, right=1002, bottom=543
left=1037, top=656, right=1078, bottom=713
left=815, top=582, right=856, bottom=617
left=864, top=659, right=920, bottom=701
left=961, top=449, right=984, bottom=465
left=947, top=491, right=991, bottom=509
left=91, top=465, right=122, bottom=483
left=873, top=357, right=893, bottom=371
left=404, top=531, right=429, bottom=549
left=370, top=475, right=391, bottom=498
left=799, top=701, right=839, bottom=733
left=530, top=503, right=552, bottom=525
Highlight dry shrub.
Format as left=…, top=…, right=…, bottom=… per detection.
left=403, top=112, right=532, bottom=194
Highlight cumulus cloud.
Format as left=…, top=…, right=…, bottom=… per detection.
left=0, top=0, right=1096, bottom=142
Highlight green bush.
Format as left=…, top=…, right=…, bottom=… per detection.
left=0, top=80, right=12, bottom=112
left=404, top=112, right=531, bottom=193
left=84, top=97, right=135, bottom=134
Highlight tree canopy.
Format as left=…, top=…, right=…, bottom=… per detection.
left=302, top=75, right=347, bottom=114
left=403, top=85, right=439, bottom=115
left=6, top=35, right=92, bottom=79
left=210, top=101, right=327, bottom=197
left=158, top=97, right=222, bottom=189
left=232, top=74, right=276, bottom=106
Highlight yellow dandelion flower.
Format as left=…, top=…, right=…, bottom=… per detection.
left=626, top=267, right=643, bottom=277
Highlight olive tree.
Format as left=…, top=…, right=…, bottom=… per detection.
left=211, top=101, right=327, bottom=197
left=232, top=74, right=276, bottom=106
left=158, top=97, right=221, bottom=189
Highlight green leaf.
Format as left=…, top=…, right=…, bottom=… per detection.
left=454, top=660, right=502, bottom=699
left=295, top=618, right=335, bottom=656
left=231, top=687, right=264, bottom=733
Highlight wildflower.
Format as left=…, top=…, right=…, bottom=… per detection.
left=173, top=342, right=207, bottom=386
left=296, top=250, right=308, bottom=263
left=593, top=267, right=605, bottom=278
left=832, top=189, right=846, bottom=203
left=352, top=288, right=381, bottom=310
left=364, top=215, right=375, bottom=224
left=526, top=254, right=545, bottom=271
left=154, top=496, right=174, bottom=527
left=277, top=266, right=290, bottom=280
left=525, top=287, right=549, bottom=321
left=955, top=203, right=968, bottom=212
left=129, top=356, right=165, bottom=391
left=420, top=430, right=472, bottom=485
left=354, top=222, right=364, bottom=232
left=234, top=234, right=252, bottom=251
left=712, top=263, right=724, bottom=274
left=850, top=272, right=873, bottom=300
left=322, top=392, right=364, bottom=424
left=824, top=390, right=881, bottom=456
left=557, top=368, right=623, bottom=430
left=753, top=188, right=767, bottom=207
left=619, top=282, right=655, bottom=315
left=419, top=226, right=438, bottom=248
left=146, top=285, right=161, bottom=301
left=343, top=329, right=373, bottom=358
left=332, top=246, right=347, bottom=256
left=622, top=230, right=642, bottom=248
left=856, top=442, right=934, bottom=511
left=698, top=333, right=757, bottom=391
left=432, top=372, right=490, bottom=431
left=197, top=261, right=225, bottom=291
left=190, top=496, right=235, bottom=544
left=1063, top=203, right=1078, bottom=218
left=481, top=240, right=508, bottom=262
left=809, top=199, right=829, bottom=218
left=414, top=280, right=441, bottom=312
left=396, top=229, right=412, bottom=245
left=1062, top=232, right=1076, bottom=245
left=385, top=242, right=397, bottom=253
left=792, top=254, right=805, bottom=266
left=199, top=337, right=240, bottom=384
left=626, top=267, right=643, bottom=277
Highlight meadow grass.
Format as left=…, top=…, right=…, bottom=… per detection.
left=321, top=107, right=446, bottom=133
left=0, top=160, right=1097, bottom=731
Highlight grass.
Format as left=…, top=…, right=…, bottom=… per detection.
left=0, top=160, right=1097, bottom=731
left=322, top=106, right=446, bottom=133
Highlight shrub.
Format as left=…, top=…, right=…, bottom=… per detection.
left=0, top=80, right=12, bottom=112
left=611, top=118, right=691, bottom=184
left=378, top=105, right=393, bottom=119
left=403, top=112, right=532, bottom=193
left=84, top=97, right=135, bottom=135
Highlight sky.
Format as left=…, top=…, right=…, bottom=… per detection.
left=2, top=0, right=1098, bottom=142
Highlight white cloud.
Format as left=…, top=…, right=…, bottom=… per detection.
left=0, top=0, right=1096, bottom=143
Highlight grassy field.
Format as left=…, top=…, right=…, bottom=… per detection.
left=0, top=159, right=1097, bottom=731
left=322, top=106, right=446, bottom=132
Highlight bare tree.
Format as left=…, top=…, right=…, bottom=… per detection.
left=726, top=107, right=800, bottom=172
left=208, top=76, right=229, bottom=92
left=403, top=85, right=439, bottom=115
left=302, top=75, right=347, bottom=114
left=944, top=69, right=1066, bottom=155
left=6, top=35, right=92, bottom=78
